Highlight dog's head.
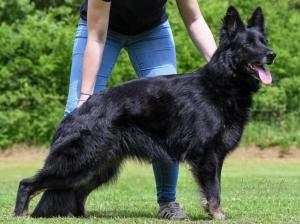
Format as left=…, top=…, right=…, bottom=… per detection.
left=219, top=6, right=276, bottom=84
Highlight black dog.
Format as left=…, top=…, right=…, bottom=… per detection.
left=15, top=6, right=276, bottom=220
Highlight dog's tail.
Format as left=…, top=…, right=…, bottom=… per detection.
left=31, top=189, right=81, bottom=218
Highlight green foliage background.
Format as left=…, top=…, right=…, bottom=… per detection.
left=0, top=0, right=299, bottom=149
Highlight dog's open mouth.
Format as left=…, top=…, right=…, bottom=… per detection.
left=248, top=64, right=272, bottom=84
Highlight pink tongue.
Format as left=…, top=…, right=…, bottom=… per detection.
left=254, top=66, right=272, bottom=84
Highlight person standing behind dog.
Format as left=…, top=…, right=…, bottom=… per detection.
left=64, top=0, right=217, bottom=220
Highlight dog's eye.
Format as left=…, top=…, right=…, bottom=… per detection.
left=260, top=38, right=267, bottom=45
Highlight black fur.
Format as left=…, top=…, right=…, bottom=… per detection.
left=14, top=6, right=276, bottom=220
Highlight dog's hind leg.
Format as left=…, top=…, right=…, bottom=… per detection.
left=15, top=167, right=98, bottom=217
left=29, top=159, right=122, bottom=218
left=75, top=160, right=122, bottom=216
left=188, top=153, right=226, bottom=220
left=14, top=177, right=40, bottom=216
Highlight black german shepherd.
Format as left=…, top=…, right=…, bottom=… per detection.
left=15, top=6, right=276, bottom=220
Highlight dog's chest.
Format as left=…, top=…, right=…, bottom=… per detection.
left=221, top=122, right=243, bottom=151
left=218, top=100, right=248, bottom=151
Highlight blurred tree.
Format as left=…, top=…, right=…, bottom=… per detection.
left=0, top=0, right=33, bottom=24
left=32, top=0, right=82, bottom=10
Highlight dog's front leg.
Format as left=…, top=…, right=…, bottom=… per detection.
left=189, top=154, right=226, bottom=220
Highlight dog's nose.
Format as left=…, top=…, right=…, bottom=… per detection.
left=266, top=51, right=276, bottom=62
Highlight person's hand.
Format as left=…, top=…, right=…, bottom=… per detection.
left=77, top=93, right=92, bottom=108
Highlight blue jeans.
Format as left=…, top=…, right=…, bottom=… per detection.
left=64, top=19, right=178, bottom=205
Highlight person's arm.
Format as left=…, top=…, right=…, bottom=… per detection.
left=176, top=0, right=217, bottom=62
left=77, top=0, right=111, bottom=107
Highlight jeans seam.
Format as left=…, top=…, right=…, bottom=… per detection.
left=127, top=49, right=143, bottom=77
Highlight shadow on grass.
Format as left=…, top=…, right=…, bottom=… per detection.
left=87, top=209, right=153, bottom=219
left=87, top=209, right=210, bottom=221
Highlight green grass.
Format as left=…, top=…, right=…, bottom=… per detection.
left=0, top=154, right=300, bottom=224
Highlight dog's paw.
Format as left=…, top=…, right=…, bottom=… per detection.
left=207, top=205, right=227, bottom=221
left=212, top=211, right=227, bottom=221
left=14, top=209, right=29, bottom=217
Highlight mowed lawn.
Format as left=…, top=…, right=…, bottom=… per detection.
left=0, top=149, right=299, bottom=224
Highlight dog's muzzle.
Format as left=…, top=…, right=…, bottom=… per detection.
left=265, top=51, right=276, bottom=64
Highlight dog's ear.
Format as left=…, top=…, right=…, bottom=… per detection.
left=247, top=7, right=265, bottom=35
left=221, top=6, right=245, bottom=41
